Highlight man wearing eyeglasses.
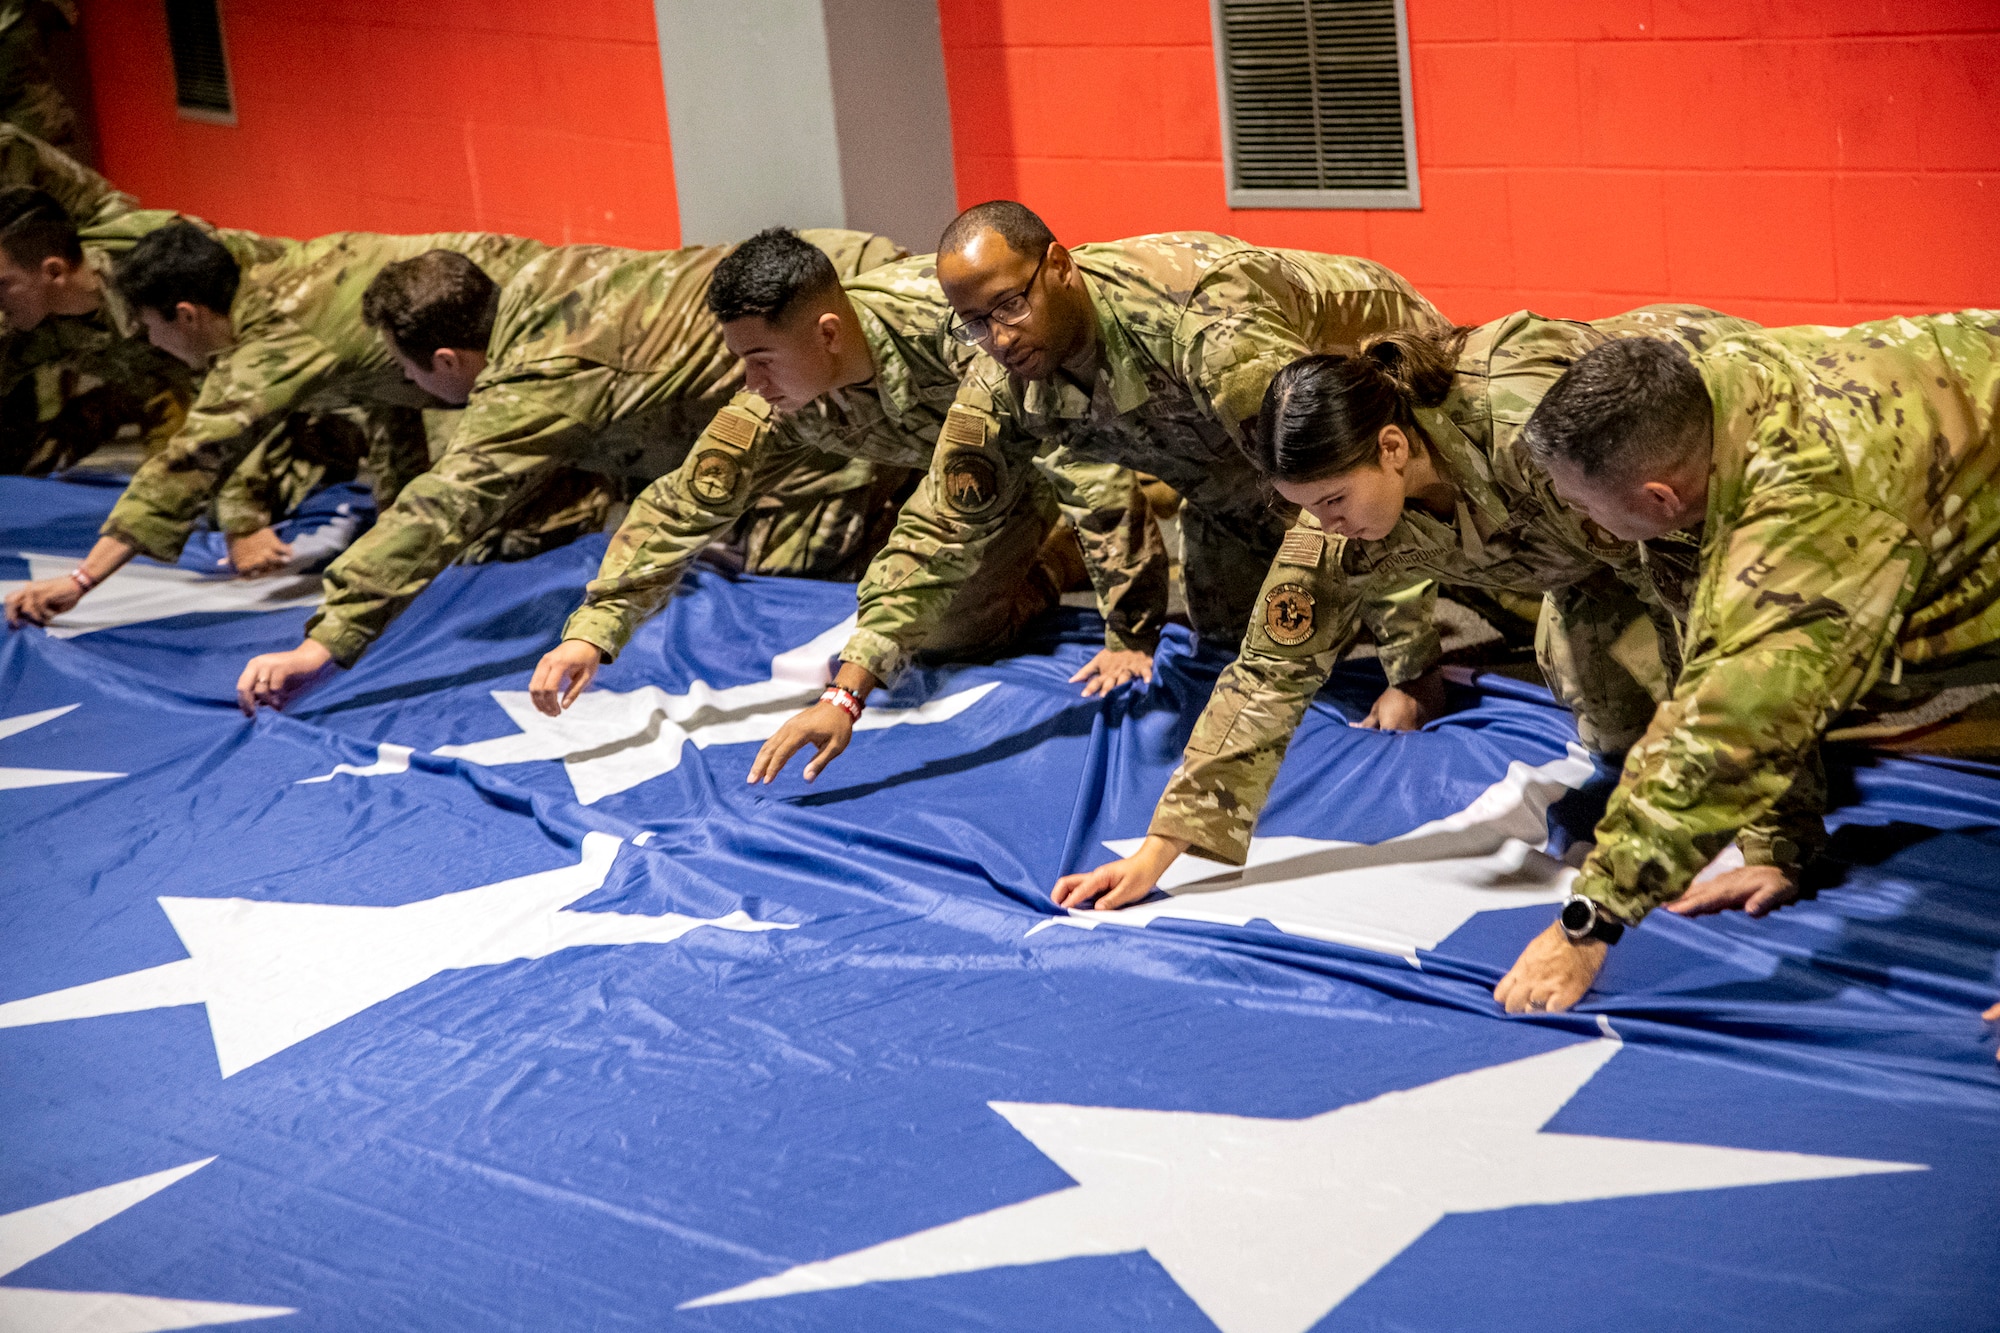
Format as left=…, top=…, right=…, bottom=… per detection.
left=529, top=227, right=1169, bottom=732
left=748, top=200, right=1440, bottom=785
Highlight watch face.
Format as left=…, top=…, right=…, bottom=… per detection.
left=1560, top=897, right=1595, bottom=935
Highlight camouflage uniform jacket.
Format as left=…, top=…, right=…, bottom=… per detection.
left=0, top=4, right=79, bottom=155
left=1148, top=306, right=1758, bottom=866
left=306, top=229, right=904, bottom=665
left=0, top=121, right=131, bottom=232
left=837, top=233, right=1439, bottom=683
left=1579, top=310, right=2000, bottom=923
left=0, top=210, right=295, bottom=477
left=561, top=252, right=1166, bottom=664
left=0, top=291, right=189, bottom=473
left=100, top=229, right=547, bottom=564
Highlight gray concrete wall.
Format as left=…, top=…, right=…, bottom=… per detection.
left=822, top=0, right=959, bottom=253
left=652, top=0, right=957, bottom=251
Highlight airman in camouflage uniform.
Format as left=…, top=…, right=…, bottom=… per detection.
left=836, top=232, right=1440, bottom=689
left=1556, top=311, right=2000, bottom=926
left=0, top=0, right=79, bottom=153
left=557, top=251, right=1165, bottom=672
left=1489, top=310, right=2000, bottom=1017
left=293, top=230, right=908, bottom=671
left=3, top=227, right=548, bottom=631
left=0, top=122, right=130, bottom=232
left=101, top=228, right=548, bottom=563
left=1145, top=305, right=1760, bottom=867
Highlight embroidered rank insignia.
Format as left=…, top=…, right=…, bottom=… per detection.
left=1277, top=528, right=1325, bottom=567
left=940, top=406, right=988, bottom=450
left=707, top=408, right=760, bottom=450
left=1263, top=583, right=1317, bottom=647
left=687, top=450, right=743, bottom=505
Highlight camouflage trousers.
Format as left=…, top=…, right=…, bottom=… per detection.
left=1180, top=499, right=1293, bottom=647
left=1534, top=571, right=1680, bottom=757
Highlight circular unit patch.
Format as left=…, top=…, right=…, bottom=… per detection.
left=1263, top=583, right=1317, bottom=647
left=688, top=450, right=742, bottom=505
left=941, top=453, right=1000, bottom=516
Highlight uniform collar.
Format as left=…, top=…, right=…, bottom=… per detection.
left=1690, top=350, right=1765, bottom=533
left=845, top=289, right=922, bottom=422
left=1411, top=401, right=1513, bottom=556
left=1019, top=270, right=1151, bottom=423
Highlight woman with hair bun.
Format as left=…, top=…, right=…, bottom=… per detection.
left=1052, top=304, right=1762, bottom=915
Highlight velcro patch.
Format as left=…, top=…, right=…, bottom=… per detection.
left=939, top=406, right=988, bottom=450
left=707, top=408, right=761, bottom=451
left=941, top=453, right=1001, bottom=517
left=1262, top=583, right=1317, bottom=647
left=687, top=450, right=743, bottom=505
left=1277, top=528, right=1325, bottom=568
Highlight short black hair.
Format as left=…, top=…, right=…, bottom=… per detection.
left=0, top=186, right=82, bottom=269
left=707, top=227, right=840, bottom=325
left=362, top=249, right=498, bottom=363
left=113, top=219, right=240, bottom=317
left=937, top=200, right=1055, bottom=262
left=1523, top=337, right=1713, bottom=484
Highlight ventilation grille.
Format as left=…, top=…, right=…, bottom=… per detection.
left=165, top=0, right=234, bottom=119
left=1217, top=0, right=1411, bottom=197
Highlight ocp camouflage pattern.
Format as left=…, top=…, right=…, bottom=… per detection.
left=562, top=251, right=1167, bottom=674
left=101, top=229, right=549, bottom=564
left=1149, top=305, right=1760, bottom=866
left=307, top=229, right=906, bottom=665
left=1577, top=310, right=2000, bottom=922
left=852, top=232, right=1442, bottom=682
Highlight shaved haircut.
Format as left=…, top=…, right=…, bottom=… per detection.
left=937, top=200, right=1055, bottom=262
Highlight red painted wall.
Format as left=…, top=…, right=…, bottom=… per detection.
left=936, top=0, right=2000, bottom=328
left=78, top=0, right=679, bottom=248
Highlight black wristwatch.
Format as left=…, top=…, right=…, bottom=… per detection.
left=1559, top=894, right=1625, bottom=946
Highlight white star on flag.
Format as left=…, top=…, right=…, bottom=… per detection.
left=0, top=704, right=126, bottom=791
left=0, top=1158, right=293, bottom=1331
left=1035, top=747, right=1594, bottom=962
left=0, top=832, right=795, bottom=1076
left=684, top=1039, right=1923, bottom=1333
left=1, top=553, right=321, bottom=638
left=435, top=616, right=999, bottom=803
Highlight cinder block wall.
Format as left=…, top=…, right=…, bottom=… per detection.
left=79, top=0, right=681, bottom=248
left=936, top=0, right=2000, bottom=327
left=74, top=0, right=1997, bottom=325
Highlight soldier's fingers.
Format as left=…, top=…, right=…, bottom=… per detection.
left=747, top=735, right=790, bottom=784
left=527, top=662, right=565, bottom=716
left=1982, top=1002, right=2000, bottom=1021
left=801, top=730, right=849, bottom=782
left=1091, top=877, right=1150, bottom=911
left=1664, top=887, right=1725, bottom=916
left=1745, top=882, right=1794, bottom=917
left=1051, top=873, right=1095, bottom=908
left=560, top=668, right=591, bottom=711
left=1541, top=981, right=1579, bottom=1014
left=1068, top=662, right=1097, bottom=684
left=1134, top=658, right=1154, bottom=683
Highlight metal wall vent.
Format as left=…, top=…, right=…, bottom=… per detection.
left=165, top=0, right=235, bottom=123
left=1211, top=0, right=1420, bottom=209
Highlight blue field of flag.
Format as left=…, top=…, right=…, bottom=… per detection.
left=3, top=475, right=1997, bottom=1332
